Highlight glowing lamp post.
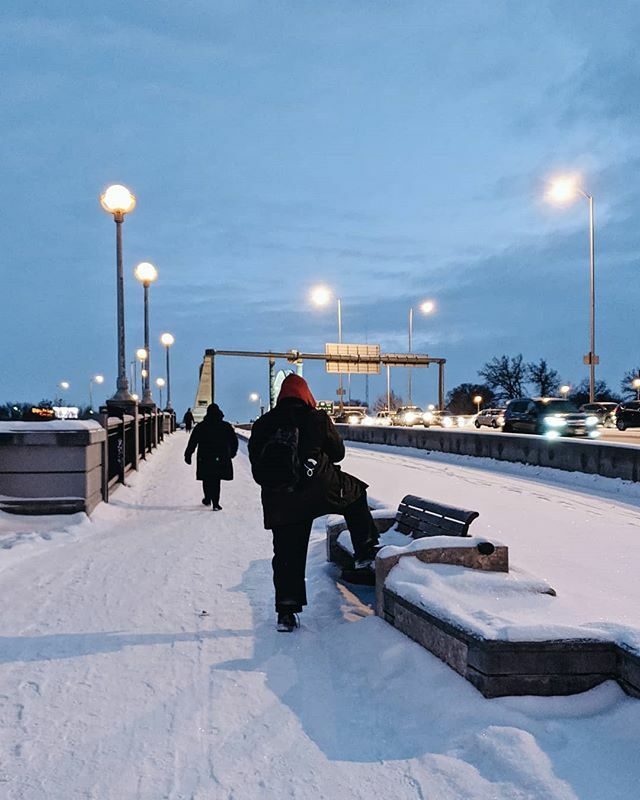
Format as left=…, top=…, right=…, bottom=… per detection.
left=100, top=184, right=136, bottom=404
left=560, top=385, right=571, bottom=398
left=133, top=261, right=158, bottom=405
left=547, top=176, right=597, bottom=402
left=89, top=374, right=104, bottom=412
left=160, top=333, right=175, bottom=410
left=155, top=377, right=166, bottom=408
left=473, top=395, right=483, bottom=414
left=311, top=285, right=344, bottom=408
left=250, top=392, right=264, bottom=417
left=408, top=299, right=435, bottom=404
left=633, top=378, right=640, bottom=401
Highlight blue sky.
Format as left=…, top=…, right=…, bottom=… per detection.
left=2, top=1, right=640, bottom=419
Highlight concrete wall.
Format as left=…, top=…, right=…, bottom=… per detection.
left=336, top=424, right=640, bottom=482
left=0, top=421, right=106, bottom=515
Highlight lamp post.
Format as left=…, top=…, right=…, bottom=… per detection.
left=160, top=333, right=175, bottom=410
left=632, top=378, right=640, bottom=401
left=560, top=384, right=571, bottom=398
left=311, top=285, right=344, bottom=409
left=250, top=392, right=264, bottom=417
left=408, top=300, right=435, bottom=404
left=100, top=184, right=136, bottom=405
left=56, top=380, right=70, bottom=406
left=547, top=176, right=597, bottom=402
left=136, top=348, right=147, bottom=396
left=89, top=374, right=104, bottom=411
left=134, top=262, right=158, bottom=405
left=473, top=394, right=483, bottom=414
left=156, top=377, right=166, bottom=408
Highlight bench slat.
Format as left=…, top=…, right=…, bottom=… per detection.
left=400, top=494, right=479, bottom=525
left=395, top=494, right=479, bottom=539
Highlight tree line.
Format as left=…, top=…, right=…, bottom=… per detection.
left=445, top=356, right=640, bottom=415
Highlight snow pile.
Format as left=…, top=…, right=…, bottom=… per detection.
left=378, top=534, right=506, bottom=559
left=0, top=420, right=103, bottom=432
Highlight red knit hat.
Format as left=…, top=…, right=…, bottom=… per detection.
left=277, top=374, right=316, bottom=407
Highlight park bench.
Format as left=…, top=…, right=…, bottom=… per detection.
left=326, top=493, right=481, bottom=569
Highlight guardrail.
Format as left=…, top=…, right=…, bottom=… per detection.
left=336, top=424, right=640, bottom=483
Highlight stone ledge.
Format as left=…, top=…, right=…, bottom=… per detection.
left=383, top=588, right=640, bottom=698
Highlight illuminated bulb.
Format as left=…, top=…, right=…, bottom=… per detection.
left=94, top=374, right=104, bottom=384
left=160, top=333, right=175, bottom=347
left=100, top=184, right=136, bottom=215
left=250, top=393, right=260, bottom=402
left=156, top=377, right=165, bottom=388
left=136, top=348, right=147, bottom=361
left=547, top=176, right=579, bottom=204
left=134, top=261, right=158, bottom=284
left=420, top=300, right=435, bottom=314
left=310, top=285, right=332, bottom=307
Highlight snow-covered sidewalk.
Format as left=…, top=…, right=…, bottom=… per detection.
left=0, top=433, right=638, bottom=799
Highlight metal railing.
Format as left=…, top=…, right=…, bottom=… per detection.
left=100, top=408, right=176, bottom=500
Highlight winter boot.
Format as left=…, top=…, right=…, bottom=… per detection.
left=277, top=612, right=299, bottom=632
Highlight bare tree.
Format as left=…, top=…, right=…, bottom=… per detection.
left=373, top=391, right=403, bottom=412
left=526, top=358, right=560, bottom=397
left=478, top=354, right=527, bottom=401
left=620, top=367, right=640, bottom=400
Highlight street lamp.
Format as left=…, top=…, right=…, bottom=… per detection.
left=250, top=392, right=264, bottom=417
left=156, top=377, right=166, bottom=408
left=408, top=300, right=436, bottom=404
left=89, top=374, right=104, bottom=411
left=311, top=285, right=344, bottom=408
left=160, top=333, right=175, bottom=410
left=547, top=175, right=597, bottom=402
left=100, top=183, right=136, bottom=404
left=560, top=384, right=571, bottom=398
left=134, top=261, right=158, bottom=405
left=632, top=378, right=640, bottom=401
left=473, top=394, right=483, bottom=414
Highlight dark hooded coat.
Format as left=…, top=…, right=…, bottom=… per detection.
left=184, top=404, right=238, bottom=481
left=248, top=379, right=367, bottom=529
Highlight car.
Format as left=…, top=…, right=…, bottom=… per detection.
left=579, top=402, right=617, bottom=428
left=474, top=408, right=506, bottom=429
left=502, top=397, right=599, bottom=437
left=333, top=408, right=367, bottom=425
left=391, top=405, right=426, bottom=427
left=613, top=401, right=640, bottom=431
left=372, top=410, right=393, bottom=426
left=430, top=410, right=455, bottom=428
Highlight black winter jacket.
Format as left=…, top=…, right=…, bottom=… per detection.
left=185, top=411, right=238, bottom=481
left=248, top=398, right=367, bottom=529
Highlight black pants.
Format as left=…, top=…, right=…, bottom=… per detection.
left=271, top=492, right=379, bottom=613
left=202, top=477, right=221, bottom=506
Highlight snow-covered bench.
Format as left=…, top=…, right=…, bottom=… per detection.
left=326, top=494, right=481, bottom=570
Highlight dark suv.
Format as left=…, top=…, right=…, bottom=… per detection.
left=614, top=401, right=640, bottom=431
left=502, top=398, right=599, bottom=437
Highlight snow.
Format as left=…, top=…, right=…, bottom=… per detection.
left=0, top=420, right=103, bottom=432
left=0, top=433, right=638, bottom=798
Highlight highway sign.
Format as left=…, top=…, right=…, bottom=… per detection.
left=325, top=343, right=381, bottom=374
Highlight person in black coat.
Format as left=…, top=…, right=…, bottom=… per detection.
left=248, top=374, right=379, bottom=631
left=184, top=403, right=238, bottom=510
left=183, top=408, right=194, bottom=432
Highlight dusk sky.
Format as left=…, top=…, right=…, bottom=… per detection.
left=2, top=1, right=640, bottom=419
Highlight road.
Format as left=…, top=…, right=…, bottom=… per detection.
left=400, top=423, right=640, bottom=447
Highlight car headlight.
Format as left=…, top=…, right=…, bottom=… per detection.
left=442, top=416, right=453, bottom=428
left=457, top=416, right=466, bottom=427
left=423, top=411, right=434, bottom=423
left=585, top=416, right=598, bottom=426
left=361, top=416, right=374, bottom=426
left=545, top=416, right=567, bottom=428
left=347, top=415, right=359, bottom=425
left=404, top=412, right=416, bottom=423
left=545, top=430, right=561, bottom=440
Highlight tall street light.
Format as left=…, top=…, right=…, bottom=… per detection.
left=250, top=392, right=264, bottom=417
left=632, top=378, right=640, bottom=401
left=547, top=175, right=597, bottom=402
left=100, top=184, right=136, bottom=405
left=134, top=261, right=158, bottom=406
left=473, top=394, right=483, bottom=414
left=89, top=374, right=104, bottom=412
left=311, top=285, right=344, bottom=409
left=160, top=333, right=175, bottom=410
left=408, top=299, right=435, bottom=405
left=560, top=384, right=571, bottom=398
left=156, top=377, right=166, bottom=408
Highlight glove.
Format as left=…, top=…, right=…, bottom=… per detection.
left=184, top=455, right=192, bottom=465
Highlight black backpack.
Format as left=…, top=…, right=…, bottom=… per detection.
left=254, top=423, right=303, bottom=491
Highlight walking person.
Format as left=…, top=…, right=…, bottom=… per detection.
left=183, top=407, right=194, bottom=432
left=184, top=403, right=238, bottom=510
left=248, top=374, right=379, bottom=632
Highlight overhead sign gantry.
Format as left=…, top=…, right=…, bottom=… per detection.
left=193, top=347, right=446, bottom=420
